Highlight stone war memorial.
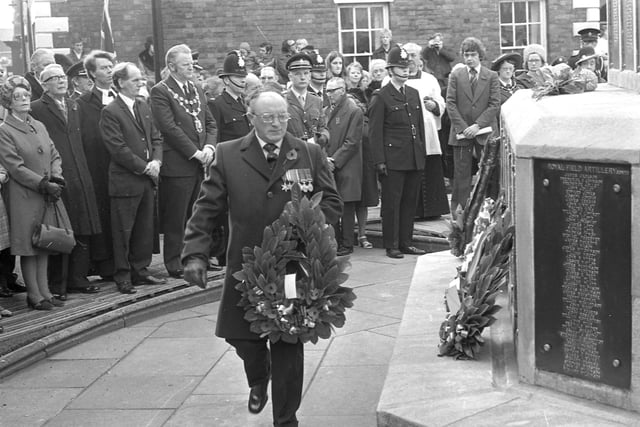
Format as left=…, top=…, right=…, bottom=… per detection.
left=502, top=0, right=640, bottom=412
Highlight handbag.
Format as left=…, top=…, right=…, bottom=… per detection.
left=32, top=201, right=76, bottom=254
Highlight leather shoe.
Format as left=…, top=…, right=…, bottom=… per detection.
left=117, top=281, right=136, bottom=294
left=400, top=246, right=426, bottom=255
left=133, top=275, right=166, bottom=286
left=336, top=246, right=353, bottom=256
left=7, top=282, right=26, bottom=293
left=248, top=378, right=269, bottom=414
left=168, top=269, right=184, bottom=279
left=386, top=249, right=404, bottom=259
left=67, top=285, right=101, bottom=294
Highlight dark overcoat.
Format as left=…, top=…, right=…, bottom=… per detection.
left=446, top=66, right=501, bottom=147
left=76, top=87, right=113, bottom=259
left=150, top=77, right=217, bottom=177
left=368, top=83, right=426, bottom=171
left=209, top=90, right=250, bottom=143
left=182, top=130, right=342, bottom=340
left=0, top=115, right=69, bottom=255
left=30, top=93, right=101, bottom=235
left=325, top=96, right=363, bottom=202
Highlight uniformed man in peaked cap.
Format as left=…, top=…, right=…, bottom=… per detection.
left=307, top=51, right=330, bottom=108
left=284, top=52, right=329, bottom=147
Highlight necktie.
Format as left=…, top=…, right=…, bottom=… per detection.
left=469, top=68, right=478, bottom=94
left=263, top=143, right=278, bottom=168
left=299, top=95, right=305, bottom=105
left=399, top=86, right=404, bottom=95
left=133, top=101, right=143, bottom=128
left=184, top=83, right=190, bottom=97
left=58, top=100, right=67, bottom=122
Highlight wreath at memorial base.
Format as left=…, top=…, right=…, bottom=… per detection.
left=234, top=183, right=356, bottom=344
left=438, top=197, right=514, bottom=360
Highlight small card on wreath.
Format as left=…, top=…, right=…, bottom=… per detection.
left=284, top=274, right=297, bottom=299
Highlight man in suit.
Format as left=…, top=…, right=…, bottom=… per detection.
left=150, top=44, right=217, bottom=278
left=368, top=46, right=427, bottom=259
left=446, top=37, right=500, bottom=214
left=285, top=53, right=329, bottom=147
left=66, top=39, right=85, bottom=65
left=77, top=50, right=117, bottom=280
left=182, top=89, right=341, bottom=427
left=24, top=49, right=55, bottom=101
left=30, top=64, right=102, bottom=298
left=99, top=63, right=164, bottom=294
left=325, top=77, right=363, bottom=256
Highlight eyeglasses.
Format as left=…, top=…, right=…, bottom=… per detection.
left=527, top=58, right=542, bottom=63
left=325, top=87, right=345, bottom=94
left=254, top=112, right=291, bottom=124
left=44, top=75, right=67, bottom=83
left=12, top=92, right=31, bottom=101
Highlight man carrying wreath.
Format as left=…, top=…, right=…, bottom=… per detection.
left=182, top=89, right=342, bottom=427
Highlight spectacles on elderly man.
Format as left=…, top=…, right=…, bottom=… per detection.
left=44, top=75, right=67, bottom=83
left=253, top=112, right=291, bottom=124
left=326, top=86, right=345, bottom=94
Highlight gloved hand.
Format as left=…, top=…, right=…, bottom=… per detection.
left=49, top=176, right=66, bottom=187
left=38, top=177, right=62, bottom=200
left=184, top=258, right=208, bottom=289
left=376, top=163, right=388, bottom=176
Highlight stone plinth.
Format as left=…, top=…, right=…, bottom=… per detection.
left=502, top=84, right=640, bottom=412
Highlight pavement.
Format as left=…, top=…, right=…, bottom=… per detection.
left=0, top=246, right=419, bottom=427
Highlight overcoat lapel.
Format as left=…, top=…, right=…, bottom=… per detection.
left=240, top=131, right=271, bottom=180
left=268, top=136, right=300, bottom=188
left=41, top=94, right=67, bottom=126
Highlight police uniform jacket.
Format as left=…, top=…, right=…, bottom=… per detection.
left=99, top=96, right=163, bottom=196
left=209, top=90, right=251, bottom=142
left=181, top=130, right=342, bottom=340
left=286, top=89, right=330, bottom=145
left=150, top=77, right=217, bottom=177
left=30, top=93, right=101, bottom=235
left=446, top=65, right=500, bottom=147
left=368, top=82, right=426, bottom=171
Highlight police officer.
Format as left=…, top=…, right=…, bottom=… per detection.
left=210, top=51, right=251, bottom=143
left=368, top=46, right=427, bottom=259
left=285, top=53, right=329, bottom=146
left=307, top=51, right=330, bottom=108
left=569, top=28, right=606, bottom=81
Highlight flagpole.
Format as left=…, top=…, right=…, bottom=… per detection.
left=151, top=0, right=165, bottom=84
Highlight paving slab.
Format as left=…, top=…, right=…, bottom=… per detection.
left=0, top=387, right=82, bottom=426
left=164, top=394, right=273, bottom=427
left=148, top=316, right=217, bottom=338
left=48, top=326, right=155, bottom=360
left=45, top=409, right=173, bottom=427
left=321, top=331, right=395, bottom=367
left=0, top=359, right=116, bottom=389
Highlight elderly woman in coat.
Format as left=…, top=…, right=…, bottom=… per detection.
left=516, top=44, right=547, bottom=89
left=0, top=76, right=69, bottom=310
left=324, top=77, right=364, bottom=255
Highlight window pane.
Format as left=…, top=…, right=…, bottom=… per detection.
left=359, top=56, right=370, bottom=70
left=529, top=1, right=540, bottom=22
left=529, top=23, right=541, bottom=44
left=357, top=31, right=370, bottom=53
left=355, top=8, right=368, bottom=29
left=340, top=8, right=353, bottom=30
left=514, top=2, right=526, bottom=23
left=515, top=24, right=527, bottom=46
left=500, top=2, right=513, bottom=24
left=342, top=32, right=355, bottom=54
left=501, top=26, right=514, bottom=47
left=371, top=6, right=384, bottom=28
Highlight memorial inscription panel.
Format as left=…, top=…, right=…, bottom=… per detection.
left=534, top=160, right=631, bottom=389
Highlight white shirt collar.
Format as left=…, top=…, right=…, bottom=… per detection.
left=291, top=88, right=307, bottom=101
left=171, top=75, right=190, bottom=92
left=96, top=86, right=115, bottom=105
left=467, top=64, right=482, bottom=74
left=119, top=93, right=136, bottom=115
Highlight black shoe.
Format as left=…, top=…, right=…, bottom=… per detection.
left=67, top=285, right=101, bottom=294
left=168, top=269, right=184, bottom=279
left=248, top=378, right=269, bottom=414
left=27, top=297, right=54, bottom=310
left=0, top=286, right=12, bottom=298
left=7, top=282, right=26, bottom=293
left=133, top=275, right=167, bottom=286
left=117, top=281, right=136, bottom=294
left=48, top=297, right=65, bottom=307
left=208, top=258, right=223, bottom=271
left=336, top=246, right=353, bottom=256
left=400, top=246, right=426, bottom=255
left=386, top=249, right=404, bottom=259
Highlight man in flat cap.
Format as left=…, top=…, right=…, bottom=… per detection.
left=285, top=52, right=329, bottom=147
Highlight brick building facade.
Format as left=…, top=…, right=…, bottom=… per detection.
left=41, top=0, right=601, bottom=72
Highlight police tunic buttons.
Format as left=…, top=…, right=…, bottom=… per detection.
left=267, top=191, right=274, bottom=199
